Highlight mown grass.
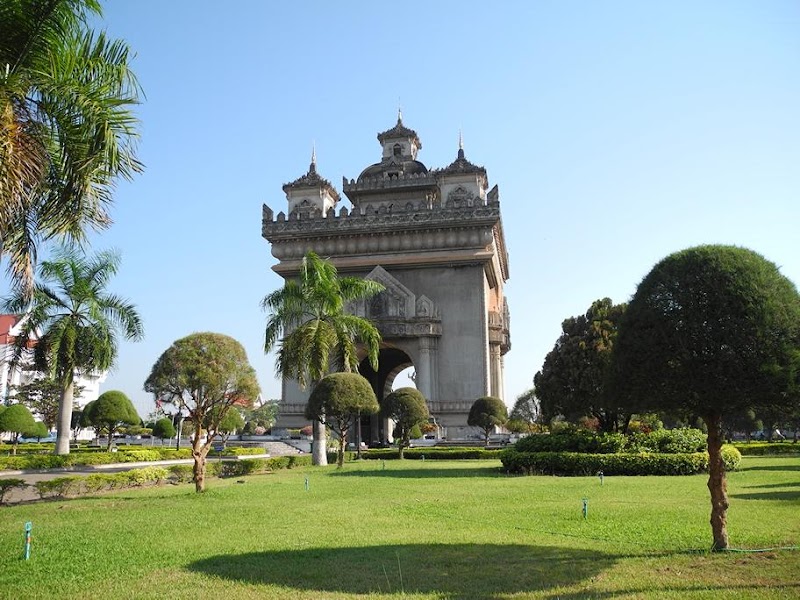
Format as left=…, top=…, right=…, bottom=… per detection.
left=1, top=456, right=798, bottom=599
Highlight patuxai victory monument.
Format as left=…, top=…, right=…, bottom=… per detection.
left=262, top=114, right=511, bottom=441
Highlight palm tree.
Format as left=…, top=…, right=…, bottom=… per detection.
left=4, top=246, right=143, bottom=454
left=262, top=251, right=383, bottom=465
left=0, top=0, right=142, bottom=294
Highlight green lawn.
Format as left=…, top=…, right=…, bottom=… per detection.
left=1, top=456, right=798, bottom=599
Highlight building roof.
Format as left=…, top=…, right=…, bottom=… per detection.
left=0, top=314, right=20, bottom=345
left=282, top=155, right=341, bottom=202
left=377, top=114, right=422, bottom=149
left=436, top=147, right=487, bottom=177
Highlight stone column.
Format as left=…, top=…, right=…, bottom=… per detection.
left=489, top=343, right=502, bottom=399
left=417, top=337, right=434, bottom=402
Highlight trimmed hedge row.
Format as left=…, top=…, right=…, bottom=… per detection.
left=361, top=447, right=504, bottom=460
left=733, top=442, right=800, bottom=456
left=501, top=445, right=741, bottom=476
left=514, top=429, right=707, bottom=455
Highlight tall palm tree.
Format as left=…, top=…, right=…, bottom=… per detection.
left=4, top=246, right=143, bottom=454
left=262, top=251, right=383, bottom=465
left=0, top=0, right=142, bottom=295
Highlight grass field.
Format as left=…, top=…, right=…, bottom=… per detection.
left=1, top=456, right=798, bottom=599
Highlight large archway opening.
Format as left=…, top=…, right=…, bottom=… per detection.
left=358, top=346, right=414, bottom=446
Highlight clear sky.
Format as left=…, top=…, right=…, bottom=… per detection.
left=13, top=1, right=800, bottom=418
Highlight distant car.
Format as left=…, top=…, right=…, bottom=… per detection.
left=18, top=433, right=57, bottom=443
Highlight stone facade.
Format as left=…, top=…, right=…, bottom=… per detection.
left=262, top=115, right=510, bottom=440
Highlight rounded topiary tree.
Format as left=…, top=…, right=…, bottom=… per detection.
left=612, top=245, right=800, bottom=551
left=152, top=417, right=176, bottom=440
left=85, top=390, right=140, bottom=450
left=468, top=396, right=508, bottom=444
left=0, top=404, right=37, bottom=454
left=306, top=373, right=379, bottom=468
left=382, top=387, right=429, bottom=459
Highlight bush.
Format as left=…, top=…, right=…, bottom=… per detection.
left=515, top=431, right=626, bottom=454
left=733, top=442, right=800, bottom=456
left=35, top=477, right=82, bottom=499
left=501, top=449, right=710, bottom=476
left=361, top=447, right=503, bottom=460
left=210, top=447, right=266, bottom=457
left=0, top=478, right=27, bottom=504
left=721, top=444, right=742, bottom=470
left=625, top=428, right=706, bottom=454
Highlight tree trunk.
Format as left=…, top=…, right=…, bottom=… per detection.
left=55, top=380, right=74, bottom=455
left=192, top=425, right=208, bottom=493
left=106, top=428, right=114, bottom=451
left=704, top=413, right=729, bottom=551
left=398, top=440, right=405, bottom=460
left=355, top=412, right=363, bottom=460
left=337, top=429, right=346, bottom=468
left=312, top=419, right=328, bottom=466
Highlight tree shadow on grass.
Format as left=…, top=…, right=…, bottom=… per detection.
left=739, top=464, right=800, bottom=472
left=188, top=543, right=615, bottom=598
left=331, top=466, right=506, bottom=479
left=544, top=582, right=800, bottom=600
left=743, top=481, right=800, bottom=490
left=729, top=490, right=800, bottom=502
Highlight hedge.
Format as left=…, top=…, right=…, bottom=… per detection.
left=361, top=448, right=504, bottom=460
left=514, top=429, right=707, bottom=455
left=0, top=478, right=26, bottom=504
left=732, top=442, right=800, bottom=456
left=501, top=445, right=741, bottom=476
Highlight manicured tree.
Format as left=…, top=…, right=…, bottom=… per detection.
left=0, top=404, right=36, bottom=454
left=612, top=245, right=800, bottom=551
left=84, top=390, right=140, bottom=450
left=468, top=396, right=508, bottom=444
left=152, top=417, right=176, bottom=441
left=4, top=247, right=143, bottom=454
left=144, top=332, right=260, bottom=492
left=382, top=387, right=429, bottom=459
left=0, top=0, right=143, bottom=294
left=306, top=373, right=379, bottom=468
left=30, top=421, right=49, bottom=442
left=534, top=298, right=629, bottom=432
left=262, top=251, right=383, bottom=466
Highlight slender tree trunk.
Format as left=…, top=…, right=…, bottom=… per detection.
left=704, top=413, right=729, bottom=551
left=55, top=380, right=74, bottom=455
left=398, top=440, right=405, bottom=459
left=106, top=428, right=114, bottom=451
left=191, top=424, right=208, bottom=493
left=355, top=412, right=363, bottom=460
left=337, top=428, right=346, bottom=468
left=312, top=419, right=328, bottom=466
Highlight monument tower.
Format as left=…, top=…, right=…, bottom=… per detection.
left=262, top=114, right=510, bottom=440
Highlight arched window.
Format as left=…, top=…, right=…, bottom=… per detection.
left=393, top=143, right=402, bottom=157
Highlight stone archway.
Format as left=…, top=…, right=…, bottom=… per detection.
left=358, top=346, right=414, bottom=445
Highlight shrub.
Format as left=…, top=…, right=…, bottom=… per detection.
left=721, top=444, right=742, bottom=470
left=501, top=449, right=710, bottom=476
left=0, top=478, right=27, bottom=504
left=733, top=442, right=800, bottom=456
left=515, top=431, right=626, bottom=454
left=626, top=428, right=706, bottom=454
left=35, top=477, right=82, bottom=499
left=361, top=447, right=503, bottom=460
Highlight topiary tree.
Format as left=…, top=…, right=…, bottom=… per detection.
left=144, top=332, right=260, bottom=492
left=612, top=245, right=800, bottom=551
left=152, top=417, right=176, bottom=441
left=306, top=373, right=379, bottom=468
left=83, top=390, right=140, bottom=450
left=0, top=404, right=37, bottom=454
left=468, top=396, right=508, bottom=444
left=382, top=387, right=429, bottom=459
left=29, top=421, right=50, bottom=442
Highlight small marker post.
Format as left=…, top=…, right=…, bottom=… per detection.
left=598, top=470, right=604, bottom=486
left=582, top=498, right=589, bottom=520
left=382, top=460, right=386, bottom=471
left=421, top=454, right=425, bottom=462
left=304, top=477, right=309, bottom=491
left=24, top=522, right=32, bottom=560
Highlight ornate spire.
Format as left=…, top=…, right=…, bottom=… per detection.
left=458, top=130, right=465, bottom=159
left=310, top=142, right=317, bottom=174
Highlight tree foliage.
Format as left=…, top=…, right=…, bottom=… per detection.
left=4, top=247, right=143, bottom=454
left=467, top=396, right=508, bottom=444
left=205, top=407, right=244, bottom=443
left=508, top=389, right=540, bottom=434
left=306, top=372, right=379, bottom=467
left=0, top=0, right=143, bottom=293
left=144, top=332, right=260, bottom=492
left=611, top=245, right=800, bottom=550
left=262, top=251, right=383, bottom=466
left=83, top=390, right=139, bottom=450
left=534, top=298, right=628, bottom=432
left=152, top=417, right=176, bottom=440
left=0, top=403, right=36, bottom=453
left=11, top=377, right=84, bottom=429
left=382, top=387, right=429, bottom=458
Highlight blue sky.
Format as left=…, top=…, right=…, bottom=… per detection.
left=17, top=1, right=800, bottom=417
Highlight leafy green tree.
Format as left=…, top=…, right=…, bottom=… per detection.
left=4, top=248, right=143, bottom=454
left=262, top=251, right=383, bottom=466
left=382, top=387, right=429, bottom=459
left=83, top=390, right=139, bottom=450
left=242, top=399, right=279, bottom=430
left=722, top=409, right=763, bottom=442
left=0, top=0, right=142, bottom=294
left=612, top=245, right=800, bottom=551
left=144, top=332, right=260, bottom=492
left=29, top=421, right=49, bottom=441
left=10, top=377, right=84, bottom=429
left=306, top=372, right=379, bottom=468
left=152, top=417, right=176, bottom=440
left=468, top=396, right=508, bottom=444
left=0, top=404, right=36, bottom=454
left=534, top=298, right=629, bottom=432
left=508, top=389, right=540, bottom=434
